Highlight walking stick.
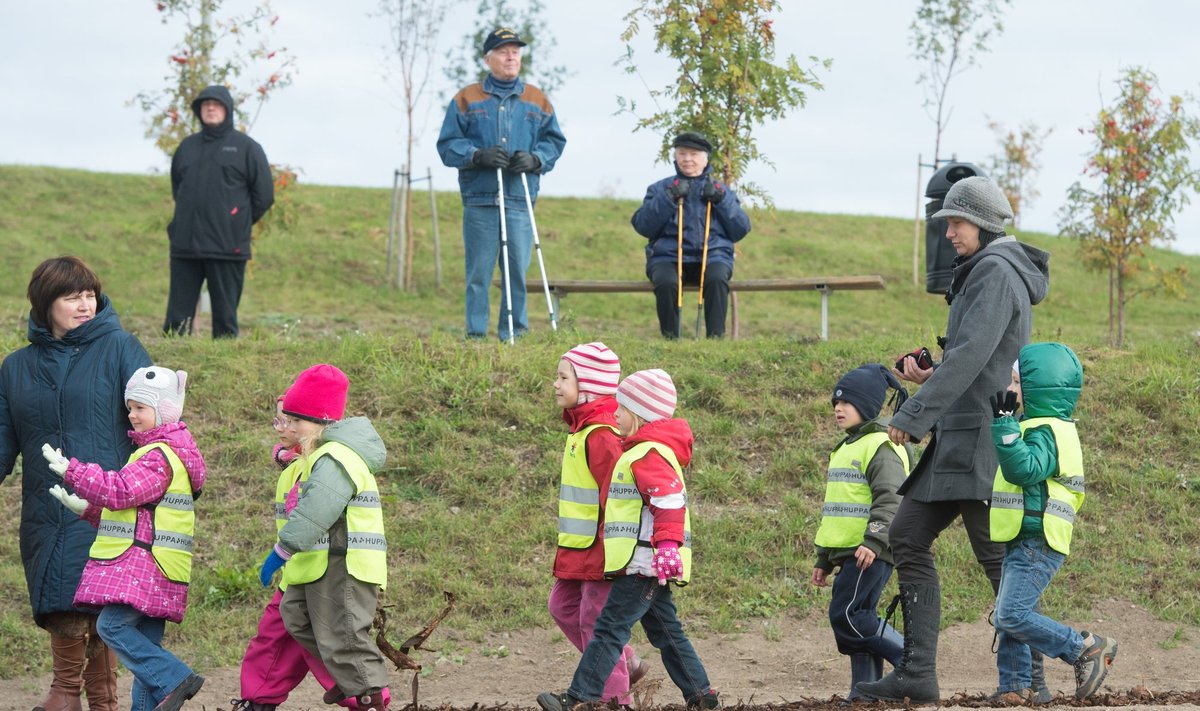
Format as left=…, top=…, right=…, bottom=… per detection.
left=675, top=196, right=684, bottom=339
left=520, top=172, right=556, bottom=331
left=694, top=201, right=712, bottom=339
left=497, top=168, right=515, bottom=345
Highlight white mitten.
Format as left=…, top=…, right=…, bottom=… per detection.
left=41, top=443, right=69, bottom=476
left=49, top=485, right=88, bottom=516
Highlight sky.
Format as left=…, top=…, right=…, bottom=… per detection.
left=3, top=1, right=1199, bottom=255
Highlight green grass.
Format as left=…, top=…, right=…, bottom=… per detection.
left=0, top=165, right=1198, bottom=676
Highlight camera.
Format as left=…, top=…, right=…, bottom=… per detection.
left=895, top=347, right=933, bottom=372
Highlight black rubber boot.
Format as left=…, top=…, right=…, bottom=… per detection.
left=846, top=654, right=879, bottom=700
left=854, top=583, right=941, bottom=704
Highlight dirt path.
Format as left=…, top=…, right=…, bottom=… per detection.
left=2, top=599, right=1198, bottom=710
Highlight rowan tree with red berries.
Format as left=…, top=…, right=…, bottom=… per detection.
left=1058, top=66, right=1200, bottom=347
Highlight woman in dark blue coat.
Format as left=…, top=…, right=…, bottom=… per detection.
left=0, top=256, right=150, bottom=711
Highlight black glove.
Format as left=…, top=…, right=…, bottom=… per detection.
left=508, top=151, right=541, bottom=174
left=990, top=390, right=1019, bottom=419
left=700, top=179, right=726, bottom=203
left=666, top=178, right=690, bottom=202
left=472, top=145, right=510, bottom=170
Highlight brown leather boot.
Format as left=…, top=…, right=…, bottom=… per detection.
left=32, top=634, right=87, bottom=711
left=81, top=646, right=119, bottom=711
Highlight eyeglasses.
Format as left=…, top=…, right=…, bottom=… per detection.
left=272, top=416, right=300, bottom=430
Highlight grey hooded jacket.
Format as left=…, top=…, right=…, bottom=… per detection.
left=891, top=236, right=1050, bottom=502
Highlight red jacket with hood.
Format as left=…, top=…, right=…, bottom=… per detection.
left=553, top=397, right=624, bottom=580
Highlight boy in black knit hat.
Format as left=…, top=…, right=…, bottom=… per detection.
left=811, top=364, right=913, bottom=702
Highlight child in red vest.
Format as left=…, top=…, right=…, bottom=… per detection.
left=539, top=369, right=717, bottom=711
left=43, top=366, right=207, bottom=711
left=549, top=343, right=647, bottom=704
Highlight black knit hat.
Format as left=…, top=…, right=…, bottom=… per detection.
left=832, top=364, right=907, bottom=421
left=672, top=132, right=712, bottom=153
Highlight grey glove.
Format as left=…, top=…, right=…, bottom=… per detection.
left=508, top=151, right=541, bottom=173
left=41, top=443, right=68, bottom=477
left=49, top=484, right=88, bottom=516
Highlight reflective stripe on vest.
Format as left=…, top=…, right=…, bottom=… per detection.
left=557, top=423, right=618, bottom=549
left=89, top=442, right=196, bottom=584
left=813, top=432, right=910, bottom=549
left=989, top=417, right=1084, bottom=555
left=602, top=441, right=693, bottom=584
left=281, top=441, right=388, bottom=589
left=271, top=459, right=306, bottom=591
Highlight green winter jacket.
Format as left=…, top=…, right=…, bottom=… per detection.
left=991, top=342, right=1083, bottom=541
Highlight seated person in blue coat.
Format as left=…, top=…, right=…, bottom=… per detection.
left=630, top=132, right=751, bottom=338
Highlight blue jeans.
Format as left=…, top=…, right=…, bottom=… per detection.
left=569, top=575, right=711, bottom=704
left=96, top=605, right=194, bottom=711
left=463, top=203, right=533, bottom=340
left=829, top=559, right=904, bottom=665
left=994, top=537, right=1086, bottom=691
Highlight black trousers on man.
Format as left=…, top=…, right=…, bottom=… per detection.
left=889, top=497, right=1004, bottom=594
left=648, top=261, right=732, bottom=339
left=163, top=257, right=246, bottom=338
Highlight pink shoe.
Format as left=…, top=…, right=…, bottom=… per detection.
left=628, top=658, right=650, bottom=685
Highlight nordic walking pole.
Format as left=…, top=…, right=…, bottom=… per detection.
left=497, top=168, right=515, bottom=345
left=694, top=200, right=712, bottom=339
left=675, top=196, right=684, bottom=339
left=521, top=172, right=556, bottom=331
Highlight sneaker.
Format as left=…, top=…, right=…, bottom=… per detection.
left=987, top=688, right=1033, bottom=706
left=1073, top=633, right=1118, bottom=700
left=152, top=674, right=205, bottom=711
left=1030, top=685, right=1054, bottom=705
left=354, top=689, right=389, bottom=711
left=628, top=658, right=650, bottom=686
left=686, top=690, right=720, bottom=710
left=537, top=691, right=583, bottom=711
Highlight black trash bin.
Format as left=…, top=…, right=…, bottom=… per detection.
left=924, top=162, right=986, bottom=294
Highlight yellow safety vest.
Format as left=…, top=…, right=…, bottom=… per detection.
left=89, top=442, right=196, bottom=584
left=602, top=441, right=692, bottom=584
left=990, top=417, right=1084, bottom=555
left=557, top=424, right=618, bottom=549
left=814, top=432, right=910, bottom=549
left=271, top=458, right=306, bottom=591
left=281, top=441, right=388, bottom=589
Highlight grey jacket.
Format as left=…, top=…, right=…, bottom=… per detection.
left=278, top=417, right=387, bottom=555
left=892, top=236, right=1050, bottom=502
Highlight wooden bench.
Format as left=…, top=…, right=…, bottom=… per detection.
left=498, top=275, right=886, bottom=339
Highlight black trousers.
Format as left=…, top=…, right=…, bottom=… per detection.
left=889, top=496, right=1004, bottom=594
left=163, top=257, right=246, bottom=338
left=647, top=260, right=733, bottom=338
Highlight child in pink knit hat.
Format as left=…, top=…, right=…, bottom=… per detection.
left=257, top=364, right=391, bottom=711
left=548, top=343, right=647, bottom=704
left=41, top=365, right=208, bottom=711
left=539, top=368, right=718, bottom=711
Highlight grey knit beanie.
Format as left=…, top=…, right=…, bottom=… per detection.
left=932, top=176, right=1013, bottom=233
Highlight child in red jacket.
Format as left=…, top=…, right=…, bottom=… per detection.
left=539, top=369, right=718, bottom=711
left=548, top=343, right=647, bottom=704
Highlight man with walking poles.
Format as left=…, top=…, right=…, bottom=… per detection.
left=631, top=132, right=751, bottom=339
left=437, top=27, right=566, bottom=343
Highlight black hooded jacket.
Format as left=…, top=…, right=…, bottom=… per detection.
left=168, top=85, right=274, bottom=260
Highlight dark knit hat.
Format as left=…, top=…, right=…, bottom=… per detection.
left=832, top=364, right=907, bottom=422
left=282, top=364, right=349, bottom=424
left=932, top=176, right=1014, bottom=233
left=482, top=27, right=526, bottom=54
left=672, top=132, right=712, bottom=153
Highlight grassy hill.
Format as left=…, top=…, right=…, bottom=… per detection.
left=0, top=165, right=1198, bottom=675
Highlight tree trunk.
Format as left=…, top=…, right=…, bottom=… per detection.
left=1116, top=259, right=1126, bottom=348
left=1108, top=264, right=1116, bottom=346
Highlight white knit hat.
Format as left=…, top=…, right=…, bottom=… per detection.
left=125, top=366, right=188, bottom=426
left=561, top=342, right=621, bottom=402
left=616, top=369, right=677, bottom=422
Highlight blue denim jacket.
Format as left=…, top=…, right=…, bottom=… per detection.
left=437, top=74, right=566, bottom=207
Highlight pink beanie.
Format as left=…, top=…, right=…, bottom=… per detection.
left=616, top=369, right=677, bottom=422
left=561, top=342, right=621, bottom=402
left=282, top=364, right=349, bottom=423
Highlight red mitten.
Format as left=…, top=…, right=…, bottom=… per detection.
left=651, top=541, right=684, bottom=585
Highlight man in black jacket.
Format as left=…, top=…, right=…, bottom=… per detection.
left=163, top=84, right=274, bottom=338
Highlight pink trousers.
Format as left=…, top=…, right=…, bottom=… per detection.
left=240, top=588, right=350, bottom=707
left=548, top=578, right=638, bottom=703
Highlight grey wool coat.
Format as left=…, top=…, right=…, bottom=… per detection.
left=891, top=236, right=1050, bottom=502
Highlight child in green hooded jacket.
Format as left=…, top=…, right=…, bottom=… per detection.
left=988, top=342, right=1117, bottom=702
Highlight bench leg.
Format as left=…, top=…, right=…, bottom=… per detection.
left=819, top=287, right=831, bottom=341
left=730, top=291, right=739, bottom=340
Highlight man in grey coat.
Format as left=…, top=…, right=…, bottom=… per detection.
left=857, top=177, right=1050, bottom=704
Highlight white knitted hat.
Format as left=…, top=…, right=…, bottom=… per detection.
left=561, top=342, right=621, bottom=402
left=125, top=366, right=187, bottom=426
left=616, top=369, right=677, bottom=422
